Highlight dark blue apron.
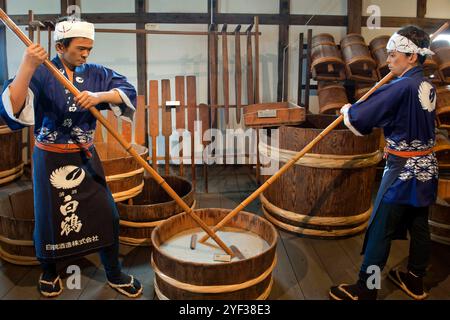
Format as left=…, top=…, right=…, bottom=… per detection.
left=32, top=145, right=115, bottom=262
left=361, top=154, right=408, bottom=254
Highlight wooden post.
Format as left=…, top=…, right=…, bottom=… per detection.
left=175, top=76, right=186, bottom=176
left=254, top=16, right=260, bottom=104
left=234, top=25, right=242, bottom=124
left=148, top=80, right=159, bottom=170
left=186, top=76, right=197, bottom=189
left=347, top=0, right=362, bottom=34
left=277, top=0, right=290, bottom=102
left=246, top=24, right=254, bottom=105
left=199, top=103, right=210, bottom=193
left=417, top=0, right=427, bottom=18
left=221, top=24, right=230, bottom=126
left=162, top=79, right=172, bottom=176
left=135, top=0, right=148, bottom=103
left=297, top=33, right=304, bottom=106
left=305, top=29, right=312, bottom=112
left=208, top=24, right=218, bottom=129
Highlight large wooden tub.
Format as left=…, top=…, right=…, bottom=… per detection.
left=96, top=142, right=148, bottom=202
left=151, top=208, right=278, bottom=300
left=117, top=175, right=195, bottom=246
left=260, top=114, right=382, bottom=238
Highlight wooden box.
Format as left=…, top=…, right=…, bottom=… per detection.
left=244, top=102, right=306, bottom=128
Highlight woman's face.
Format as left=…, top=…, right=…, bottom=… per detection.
left=386, top=50, right=418, bottom=77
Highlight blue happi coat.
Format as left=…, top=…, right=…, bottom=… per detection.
left=343, top=66, right=438, bottom=209
left=0, top=55, right=135, bottom=142
left=0, top=56, right=136, bottom=261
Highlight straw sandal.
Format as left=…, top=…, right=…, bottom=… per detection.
left=388, top=268, right=428, bottom=300
left=329, top=281, right=378, bottom=300
left=108, top=274, right=143, bottom=298
left=38, top=274, right=63, bottom=298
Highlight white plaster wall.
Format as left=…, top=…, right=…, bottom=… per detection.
left=81, top=0, right=135, bottom=13
left=219, top=0, right=279, bottom=14
left=5, top=0, right=60, bottom=14
left=361, top=0, right=417, bottom=17
left=291, top=0, right=347, bottom=15
left=147, top=0, right=207, bottom=13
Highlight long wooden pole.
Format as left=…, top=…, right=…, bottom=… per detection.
left=0, top=8, right=234, bottom=257
left=95, top=28, right=261, bottom=36
left=199, top=21, right=450, bottom=244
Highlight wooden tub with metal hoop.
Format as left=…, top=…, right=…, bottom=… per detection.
left=95, top=142, right=147, bottom=202
left=151, top=208, right=277, bottom=300
left=117, top=175, right=195, bottom=246
left=0, top=185, right=38, bottom=265
left=0, top=122, right=24, bottom=186
left=260, top=114, right=382, bottom=238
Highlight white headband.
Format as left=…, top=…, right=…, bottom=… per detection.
left=386, top=33, right=434, bottom=56
left=54, top=20, right=95, bottom=41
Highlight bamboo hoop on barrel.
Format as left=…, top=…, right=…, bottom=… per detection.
left=0, top=9, right=234, bottom=257
left=199, top=21, right=450, bottom=244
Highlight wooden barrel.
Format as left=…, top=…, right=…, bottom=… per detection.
left=340, top=34, right=378, bottom=82
left=151, top=208, right=277, bottom=300
left=0, top=122, right=24, bottom=186
left=436, top=86, right=450, bottom=129
left=423, top=55, right=440, bottom=81
left=354, top=81, right=376, bottom=100
left=0, top=185, right=38, bottom=265
left=431, top=40, right=450, bottom=83
left=117, top=175, right=195, bottom=246
left=260, top=114, right=382, bottom=238
left=429, top=173, right=450, bottom=246
left=369, top=35, right=390, bottom=79
left=434, top=133, right=450, bottom=170
left=311, top=33, right=346, bottom=81
left=317, top=81, right=348, bottom=114
left=96, top=142, right=147, bottom=202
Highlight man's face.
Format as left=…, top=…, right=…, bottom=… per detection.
left=57, top=37, right=94, bottom=68
left=386, top=50, right=418, bottom=77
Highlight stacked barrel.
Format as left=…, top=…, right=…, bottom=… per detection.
left=430, top=40, right=450, bottom=246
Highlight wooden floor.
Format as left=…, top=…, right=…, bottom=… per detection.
left=0, top=165, right=449, bottom=300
